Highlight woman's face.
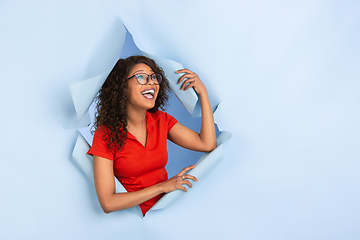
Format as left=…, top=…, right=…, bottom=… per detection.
left=126, top=63, right=160, bottom=111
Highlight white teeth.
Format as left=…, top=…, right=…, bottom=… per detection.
left=141, top=89, right=155, bottom=95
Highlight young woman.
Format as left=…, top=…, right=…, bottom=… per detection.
left=88, top=56, right=216, bottom=216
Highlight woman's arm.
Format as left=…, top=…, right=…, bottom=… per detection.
left=93, top=155, right=197, bottom=213
left=168, top=69, right=217, bottom=152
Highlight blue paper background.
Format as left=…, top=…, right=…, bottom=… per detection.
left=1, top=0, right=359, bottom=239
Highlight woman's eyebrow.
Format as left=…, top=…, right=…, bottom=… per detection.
left=133, top=70, right=154, bottom=74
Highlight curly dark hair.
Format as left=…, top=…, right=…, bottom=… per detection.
left=92, top=55, right=171, bottom=151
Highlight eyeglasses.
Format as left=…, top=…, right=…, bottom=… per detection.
left=127, top=73, right=162, bottom=85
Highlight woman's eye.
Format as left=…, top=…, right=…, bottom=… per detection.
left=136, top=75, right=145, bottom=81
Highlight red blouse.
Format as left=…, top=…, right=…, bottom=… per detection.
left=87, top=110, right=178, bottom=216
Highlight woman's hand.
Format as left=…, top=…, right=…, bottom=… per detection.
left=176, top=69, right=207, bottom=95
left=169, top=68, right=217, bottom=152
left=159, top=165, right=198, bottom=193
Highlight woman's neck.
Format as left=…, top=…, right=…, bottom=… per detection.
left=126, top=107, right=147, bottom=131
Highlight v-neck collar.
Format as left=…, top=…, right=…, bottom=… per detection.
left=126, top=110, right=160, bottom=148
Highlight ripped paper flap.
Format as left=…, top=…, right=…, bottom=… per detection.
left=70, top=64, right=115, bottom=120
left=142, top=51, right=220, bottom=117
left=150, top=131, right=232, bottom=211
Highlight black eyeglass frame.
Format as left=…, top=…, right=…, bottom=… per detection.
left=126, top=73, right=162, bottom=85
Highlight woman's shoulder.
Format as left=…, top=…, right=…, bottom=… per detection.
left=94, top=125, right=109, bottom=134
left=92, top=125, right=109, bottom=142
left=147, top=110, right=177, bottom=129
left=93, top=124, right=119, bottom=139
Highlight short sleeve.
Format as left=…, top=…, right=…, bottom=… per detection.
left=87, top=126, right=115, bottom=161
left=164, top=112, right=178, bottom=132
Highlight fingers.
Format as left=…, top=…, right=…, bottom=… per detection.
left=178, top=165, right=195, bottom=176
left=164, top=165, right=197, bottom=193
left=183, top=174, right=198, bottom=182
left=176, top=69, right=206, bottom=94
left=176, top=69, right=197, bottom=84
left=178, top=176, right=193, bottom=188
left=183, top=81, right=196, bottom=91
left=161, top=165, right=198, bottom=193
left=183, top=180, right=192, bottom=189
left=177, top=72, right=197, bottom=84
left=177, top=178, right=192, bottom=192
left=176, top=69, right=193, bottom=74
left=180, top=78, right=194, bottom=90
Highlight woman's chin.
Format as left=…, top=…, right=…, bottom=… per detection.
left=144, top=97, right=157, bottom=108
left=143, top=102, right=156, bottom=111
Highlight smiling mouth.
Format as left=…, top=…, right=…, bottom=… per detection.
left=141, top=89, right=155, bottom=99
